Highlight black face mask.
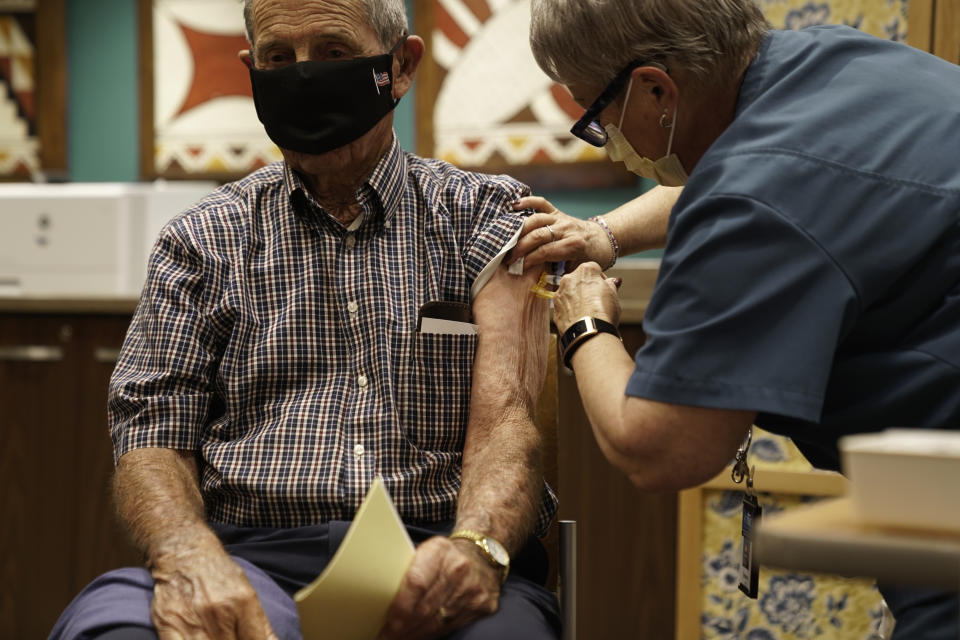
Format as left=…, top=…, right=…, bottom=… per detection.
left=249, top=39, right=404, bottom=155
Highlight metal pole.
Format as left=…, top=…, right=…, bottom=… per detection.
left=559, top=520, right=577, bottom=640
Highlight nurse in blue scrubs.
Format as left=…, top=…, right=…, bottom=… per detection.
left=510, top=0, right=960, bottom=637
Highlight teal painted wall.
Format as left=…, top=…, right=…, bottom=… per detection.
left=67, top=0, right=139, bottom=182
left=64, top=0, right=649, bottom=245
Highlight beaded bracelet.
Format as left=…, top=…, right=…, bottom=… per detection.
left=588, top=216, right=619, bottom=270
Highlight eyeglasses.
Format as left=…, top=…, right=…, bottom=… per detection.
left=569, top=59, right=664, bottom=147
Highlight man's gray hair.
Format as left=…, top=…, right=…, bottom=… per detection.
left=242, top=0, right=408, bottom=51
left=529, top=0, right=770, bottom=88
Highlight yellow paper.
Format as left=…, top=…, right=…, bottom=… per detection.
left=294, top=477, right=415, bottom=639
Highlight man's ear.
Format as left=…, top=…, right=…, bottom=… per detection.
left=631, top=65, right=678, bottom=112
left=238, top=49, right=253, bottom=69
left=392, top=35, right=425, bottom=100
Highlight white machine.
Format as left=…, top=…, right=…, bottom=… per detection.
left=0, top=181, right=217, bottom=298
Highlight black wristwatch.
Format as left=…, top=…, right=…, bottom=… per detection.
left=560, top=316, right=621, bottom=370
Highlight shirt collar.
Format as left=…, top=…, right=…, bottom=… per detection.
left=364, top=133, right=405, bottom=224
left=282, top=132, right=406, bottom=227
left=735, top=31, right=774, bottom=117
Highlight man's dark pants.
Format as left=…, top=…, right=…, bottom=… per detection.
left=50, top=521, right=561, bottom=640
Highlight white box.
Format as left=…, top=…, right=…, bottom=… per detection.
left=840, top=429, right=960, bottom=533
left=0, top=181, right=216, bottom=298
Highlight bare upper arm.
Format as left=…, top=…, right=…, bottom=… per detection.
left=468, top=263, right=550, bottom=424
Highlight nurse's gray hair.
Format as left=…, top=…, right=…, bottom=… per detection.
left=530, top=0, right=770, bottom=87
left=242, top=0, right=408, bottom=50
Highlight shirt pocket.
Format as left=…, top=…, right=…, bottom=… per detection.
left=396, top=332, right=477, bottom=453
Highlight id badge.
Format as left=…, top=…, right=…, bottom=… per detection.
left=738, top=492, right=762, bottom=598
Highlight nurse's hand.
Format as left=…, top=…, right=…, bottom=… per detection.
left=508, top=197, right=614, bottom=270
left=552, top=262, right=622, bottom=335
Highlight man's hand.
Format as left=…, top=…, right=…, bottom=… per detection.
left=378, top=536, right=500, bottom=640
left=150, top=542, right=279, bottom=640
left=113, top=448, right=278, bottom=640
left=376, top=259, right=551, bottom=640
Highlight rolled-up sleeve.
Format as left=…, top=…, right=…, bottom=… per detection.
left=460, top=179, right=528, bottom=286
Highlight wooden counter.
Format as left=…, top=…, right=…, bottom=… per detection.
left=0, top=296, right=138, bottom=314
left=757, top=496, right=960, bottom=590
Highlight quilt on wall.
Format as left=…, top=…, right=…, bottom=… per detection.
left=429, top=0, right=608, bottom=169
left=758, top=0, right=908, bottom=41
left=0, top=0, right=38, bottom=178
left=152, top=0, right=281, bottom=176
left=427, top=0, right=909, bottom=171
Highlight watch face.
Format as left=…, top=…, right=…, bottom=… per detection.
left=562, top=319, right=588, bottom=350
left=484, top=537, right=509, bottom=566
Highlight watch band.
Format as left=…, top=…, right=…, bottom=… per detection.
left=449, top=529, right=510, bottom=583
left=560, top=316, right=621, bottom=370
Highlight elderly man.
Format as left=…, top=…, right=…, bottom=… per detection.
left=509, top=0, right=960, bottom=638
left=49, top=1, right=559, bottom=639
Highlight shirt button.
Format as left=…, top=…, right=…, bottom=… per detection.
left=345, top=235, right=356, bottom=249
left=354, top=443, right=365, bottom=458
left=347, top=301, right=359, bottom=314
left=357, top=374, right=368, bottom=388
left=384, top=221, right=391, bottom=229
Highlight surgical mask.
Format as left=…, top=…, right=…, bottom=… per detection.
left=249, top=40, right=404, bottom=155
left=604, top=79, right=688, bottom=186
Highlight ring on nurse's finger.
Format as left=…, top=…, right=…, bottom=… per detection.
left=545, top=225, right=556, bottom=242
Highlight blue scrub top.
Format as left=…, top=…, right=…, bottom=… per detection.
left=627, top=26, right=960, bottom=470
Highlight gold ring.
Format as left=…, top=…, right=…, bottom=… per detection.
left=437, top=606, right=451, bottom=624
left=545, top=225, right=555, bottom=242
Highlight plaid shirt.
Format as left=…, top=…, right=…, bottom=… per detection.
left=109, top=137, right=557, bottom=534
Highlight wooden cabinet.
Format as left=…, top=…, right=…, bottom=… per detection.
left=908, top=0, right=960, bottom=64
left=0, top=310, right=139, bottom=639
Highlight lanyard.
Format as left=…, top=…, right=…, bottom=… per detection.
left=731, top=426, right=761, bottom=598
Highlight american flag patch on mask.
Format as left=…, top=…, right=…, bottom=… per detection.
left=374, top=70, right=391, bottom=88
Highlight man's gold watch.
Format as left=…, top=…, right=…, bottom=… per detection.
left=449, top=529, right=510, bottom=584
